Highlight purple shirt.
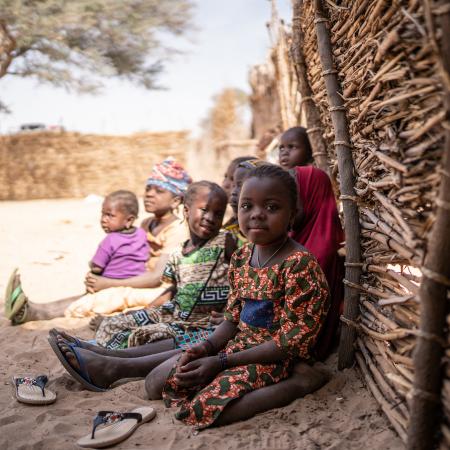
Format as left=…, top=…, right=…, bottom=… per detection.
left=91, top=228, right=149, bottom=279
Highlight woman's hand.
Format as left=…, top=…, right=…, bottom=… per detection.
left=176, top=344, right=209, bottom=371
left=174, top=356, right=222, bottom=387
left=209, top=310, right=224, bottom=326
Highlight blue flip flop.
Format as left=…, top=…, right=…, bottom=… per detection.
left=47, top=336, right=108, bottom=392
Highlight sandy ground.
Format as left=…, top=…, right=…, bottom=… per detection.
left=0, top=199, right=403, bottom=450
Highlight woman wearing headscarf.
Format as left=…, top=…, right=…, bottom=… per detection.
left=290, top=166, right=344, bottom=360
left=5, top=158, right=192, bottom=323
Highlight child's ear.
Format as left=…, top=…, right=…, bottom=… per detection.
left=289, top=211, right=297, bottom=231
left=126, top=215, right=136, bottom=229
left=183, top=204, right=189, bottom=220
left=171, top=195, right=182, bottom=210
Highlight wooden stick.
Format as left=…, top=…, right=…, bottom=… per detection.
left=356, top=352, right=408, bottom=442
left=408, top=2, right=450, bottom=449
left=313, top=0, right=363, bottom=370
left=357, top=338, right=408, bottom=416
left=291, top=0, right=330, bottom=173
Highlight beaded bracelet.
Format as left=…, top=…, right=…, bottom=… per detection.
left=218, top=351, right=228, bottom=370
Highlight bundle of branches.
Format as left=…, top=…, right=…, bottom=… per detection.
left=296, top=0, right=446, bottom=443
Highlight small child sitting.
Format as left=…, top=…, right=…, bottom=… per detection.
left=90, top=190, right=149, bottom=279
left=278, top=126, right=313, bottom=170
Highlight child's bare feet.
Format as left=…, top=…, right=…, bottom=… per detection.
left=291, top=361, right=331, bottom=393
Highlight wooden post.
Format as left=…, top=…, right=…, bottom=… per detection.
left=313, top=0, right=362, bottom=369
left=291, top=0, right=330, bottom=174
left=407, top=1, right=450, bottom=448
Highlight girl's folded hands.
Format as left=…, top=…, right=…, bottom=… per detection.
left=174, top=356, right=222, bottom=387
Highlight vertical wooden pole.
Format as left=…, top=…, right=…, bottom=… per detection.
left=407, top=1, right=450, bottom=448
left=291, top=0, right=330, bottom=174
left=313, top=0, right=362, bottom=369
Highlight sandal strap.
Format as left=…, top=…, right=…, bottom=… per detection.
left=91, top=411, right=142, bottom=439
left=15, top=375, right=48, bottom=397
left=11, top=285, right=23, bottom=303
left=66, top=342, right=92, bottom=384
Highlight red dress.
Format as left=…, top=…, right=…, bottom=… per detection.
left=162, top=244, right=329, bottom=429
left=290, top=166, right=345, bottom=360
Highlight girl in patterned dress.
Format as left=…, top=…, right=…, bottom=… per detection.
left=146, top=164, right=330, bottom=429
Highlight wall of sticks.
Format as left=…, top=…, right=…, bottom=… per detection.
left=291, top=0, right=449, bottom=447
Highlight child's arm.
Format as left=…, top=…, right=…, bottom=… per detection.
left=89, top=261, right=104, bottom=275
left=89, top=235, right=114, bottom=277
left=148, top=284, right=176, bottom=307
left=85, top=253, right=170, bottom=293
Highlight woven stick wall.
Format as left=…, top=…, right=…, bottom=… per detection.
left=295, top=0, right=446, bottom=443
left=0, top=131, right=189, bottom=200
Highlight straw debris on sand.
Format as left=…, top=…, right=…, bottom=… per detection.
left=0, top=199, right=402, bottom=449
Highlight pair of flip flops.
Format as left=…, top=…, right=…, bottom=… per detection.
left=13, top=375, right=57, bottom=405
left=13, top=374, right=155, bottom=448
left=4, top=268, right=29, bottom=324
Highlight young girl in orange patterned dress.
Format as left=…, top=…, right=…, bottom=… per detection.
left=146, top=164, right=330, bottom=429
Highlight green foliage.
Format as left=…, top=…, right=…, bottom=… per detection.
left=0, top=0, right=194, bottom=91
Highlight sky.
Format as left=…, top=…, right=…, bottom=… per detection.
left=0, top=0, right=292, bottom=136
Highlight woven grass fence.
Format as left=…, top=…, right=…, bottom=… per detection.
left=292, top=0, right=449, bottom=447
left=0, top=131, right=189, bottom=200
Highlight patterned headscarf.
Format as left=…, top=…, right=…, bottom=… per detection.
left=146, top=158, right=192, bottom=197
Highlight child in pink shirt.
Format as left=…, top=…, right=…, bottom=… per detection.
left=90, top=190, right=149, bottom=279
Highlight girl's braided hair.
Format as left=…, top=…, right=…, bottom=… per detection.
left=246, top=164, right=298, bottom=211
left=185, top=180, right=227, bottom=206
